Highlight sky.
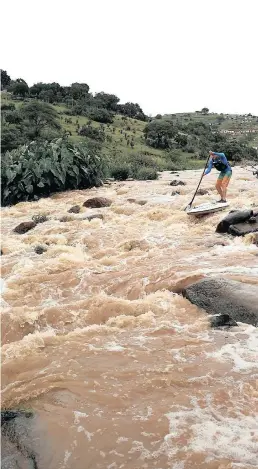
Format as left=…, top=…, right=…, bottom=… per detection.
left=1, top=0, right=258, bottom=116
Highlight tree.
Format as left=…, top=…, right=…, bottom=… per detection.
left=20, top=101, right=61, bottom=138
left=119, top=102, right=147, bottom=121
left=8, top=79, right=29, bottom=97
left=1, top=70, right=11, bottom=89
left=201, top=107, right=209, bottom=115
left=144, top=119, right=178, bottom=149
left=94, top=92, right=120, bottom=111
left=71, top=83, right=90, bottom=100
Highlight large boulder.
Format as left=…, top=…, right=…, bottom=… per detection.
left=83, top=197, right=112, bottom=208
left=216, top=209, right=253, bottom=233
left=228, top=217, right=258, bottom=236
left=13, top=221, right=37, bottom=234
left=183, top=278, right=258, bottom=326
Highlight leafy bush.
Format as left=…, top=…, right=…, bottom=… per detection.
left=84, top=107, right=114, bottom=123
left=110, top=163, right=131, bottom=180
left=1, top=103, right=15, bottom=111
left=1, top=138, right=106, bottom=206
left=78, top=125, right=105, bottom=142
left=134, top=167, right=158, bottom=180
left=1, top=125, right=26, bottom=153
left=5, top=110, right=22, bottom=124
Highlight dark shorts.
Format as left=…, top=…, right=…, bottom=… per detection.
left=218, top=169, right=232, bottom=180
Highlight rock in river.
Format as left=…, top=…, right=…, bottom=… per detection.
left=13, top=221, right=37, bottom=234
left=83, top=197, right=112, bottom=208
left=170, top=180, right=186, bottom=187
left=183, top=278, right=258, bottom=326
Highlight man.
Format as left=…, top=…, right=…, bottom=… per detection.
left=204, top=151, right=232, bottom=202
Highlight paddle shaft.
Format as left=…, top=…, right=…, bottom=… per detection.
left=187, top=154, right=210, bottom=209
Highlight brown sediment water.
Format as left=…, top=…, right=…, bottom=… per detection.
left=1, top=167, right=258, bottom=469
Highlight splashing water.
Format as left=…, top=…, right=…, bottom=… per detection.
left=1, top=168, right=258, bottom=469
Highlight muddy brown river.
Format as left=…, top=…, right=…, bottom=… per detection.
left=1, top=168, right=258, bottom=469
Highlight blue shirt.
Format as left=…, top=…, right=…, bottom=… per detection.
left=205, top=152, right=231, bottom=175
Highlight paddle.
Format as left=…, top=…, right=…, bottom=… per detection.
left=184, top=154, right=210, bottom=211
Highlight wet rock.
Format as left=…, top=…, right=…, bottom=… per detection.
left=197, top=188, right=209, bottom=195
left=80, top=213, right=104, bottom=222
left=216, top=209, right=253, bottom=233
left=183, top=278, right=258, bottom=326
left=171, top=191, right=180, bottom=196
left=34, top=245, right=47, bottom=255
left=248, top=216, right=257, bottom=224
left=13, top=221, right=37, bottom=234
left=127, top=199, right=147, bottom=205
left=1, top=410, right=33, bottom=426
left=210, top=314, right=238, bottom=328
left=1, top=410, right=38, bottom=468
left=59, top=216, right=73, bottom=222
left=32, top=214, right=48, bottom=224
left=170, top=180, right=186, bottom=186
left=68, top=205, right=81, bottom=214
left=228, top=222, right=258, bottom=236
left=83, top=197, right=112, bottom=208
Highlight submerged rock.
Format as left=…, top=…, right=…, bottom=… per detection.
left=170, top=180, right=186, bottom=186
left=34, top=245, right=47, bottom=255
left=197, top=188, right=209, bottom=195
left=68, top=205, right=81, bottom=214
left=83, top=197, right=112, bottom=208
left=32, top=214, right=48, bottom=224
left=210, top=314, right=238, bottom=328
left=80, top=213, right=104, bottom=222
left=183, top=278, right=258, bottom=326
left=13, top=221, right=37, bottom=234
left=127, top=198, right=147, bottom=205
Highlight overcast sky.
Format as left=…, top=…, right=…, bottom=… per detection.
left=2, top=0, right=257, bottom=115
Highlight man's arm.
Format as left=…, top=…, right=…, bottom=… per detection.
left=204, top=158, right=213, bottom=175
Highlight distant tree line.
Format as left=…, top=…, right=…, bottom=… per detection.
left=1, top=69, right=147, bottom=122
left=143, top=117, right=258, bottom=161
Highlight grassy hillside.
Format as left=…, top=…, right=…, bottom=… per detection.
left=1, top=94, right=204, bottom=171
left=164, top=111, right=258, bottom=149
left=2, top=92, right=258, bottom=175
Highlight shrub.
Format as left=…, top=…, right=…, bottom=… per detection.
left=134, top=167, right=158, bottom=180
left=110, top=163, right=131, bottom=180
left=1, top=138, right=106, bottom=206
left=78, top=125, right=105, bottom=142
left=1, top=103, right=15, bottom=111
left=84, top=107, right=114, bottom=123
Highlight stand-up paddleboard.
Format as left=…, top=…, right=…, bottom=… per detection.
left=186, top=201, right=230, bottom=216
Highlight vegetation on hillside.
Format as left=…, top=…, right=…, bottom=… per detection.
left=1, top=68, right=258, bottom=205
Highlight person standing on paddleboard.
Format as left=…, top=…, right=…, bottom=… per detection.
left=204, top=151, right=232, bottom=203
